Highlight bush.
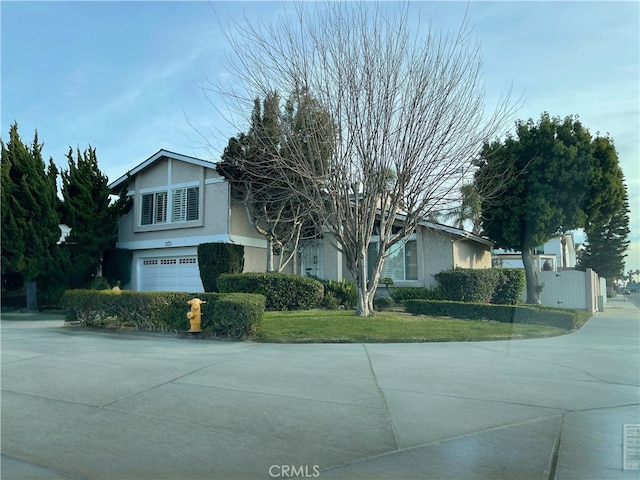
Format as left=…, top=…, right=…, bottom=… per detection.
left=212, top=293, right=265, bottom=337
left=60, top=290, right=264, bottom=338
left=404, top=299, right=578, bottom=330
left=316, top=278, right=357, bottom=309
left=217, top=272, right=323, bottom=311
left=390, top=287, right=443, bottom=304
left=89, top=276, right=111, bottom=290
left=491, top=269, right=525, bottom=305
left=321, top=292, right=341, bottom=310
left=434, top=269, right=500, bottom=303
left=373, top=296, right=395, bottom=311
left=197, top=243, right=244, bottom=292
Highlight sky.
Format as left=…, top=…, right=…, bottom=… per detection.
left=2, top=1, right=639, bottom=275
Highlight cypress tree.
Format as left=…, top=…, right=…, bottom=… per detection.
left=59, top=146, right=130, bottom=288
left=0, top=123, right=60, bottom=282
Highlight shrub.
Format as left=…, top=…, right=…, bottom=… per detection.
left=197, top=243, right=245, bottom=292
left=404, top=299, right=578, bottom=330
left=491, top=269, right=525, bottom=305
left=212, top=293, right=265, bottom=337
left=434, top=269, right=500, bottom=303
left=89, top=276, right=111, bottom=290
left=217, top=272, right=323, bottom=311
left=323, top=279, right=357, bottom=309
left=60, top=290, right=264, bottom=338
left=390, top=287, right=443, bottom=304
left=373, top=296, right=395, bottom=311
left=322, top=292, right=341, bottom=310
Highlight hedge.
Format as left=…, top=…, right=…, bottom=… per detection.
left=217, top=272, right=323, bottom=311
left=434, top=269, right=500, bottom=303
left=60, top=290, right=265, bottom=338
left=491, top=269, right=525, bottom=305
left=404, top=299, right=578, bottom=330
left=390, top=287, right=443, bottom=303
left=197, top=243, right=244, bottom=292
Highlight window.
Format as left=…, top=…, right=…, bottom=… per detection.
left=172, top=187, right=199, bottom=222
left=140, top=187, right=199, bottom=226
left=367, top=239, right=418, bottom=281
left=141, top=191, right=167, bottom=225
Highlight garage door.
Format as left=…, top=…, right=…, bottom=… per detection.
left=139, top=256, right=203, bottom=292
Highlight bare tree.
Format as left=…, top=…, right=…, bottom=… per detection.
left=208, top=1, right=515, bottom=316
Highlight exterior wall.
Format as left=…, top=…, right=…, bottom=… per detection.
left=420, top=228, right=454, bottom=288
left=242, top=246, right=268, bottom=272
left=117, top=160, right=230, bottom=250
left=228, top=200, right=267, bottom=248
left=452, top=239, right=491, bottom=270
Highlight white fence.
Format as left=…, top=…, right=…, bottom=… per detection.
left=521, top=268, right=604, bottom=312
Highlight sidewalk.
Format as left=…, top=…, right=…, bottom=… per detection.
left=2, top=298, right=639, bottom=479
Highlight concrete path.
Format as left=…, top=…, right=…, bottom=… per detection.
left=1, top=298, right=639, bottom=480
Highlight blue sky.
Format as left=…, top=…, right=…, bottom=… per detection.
left=2, top=1, right=639, bottom=274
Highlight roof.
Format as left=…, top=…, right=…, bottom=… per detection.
left=420, top=220, right=494, bottom=247
left=108, top=149, right=218, bottom=190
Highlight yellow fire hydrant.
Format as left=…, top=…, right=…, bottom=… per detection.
left=187, top=298, right=206, bottom=333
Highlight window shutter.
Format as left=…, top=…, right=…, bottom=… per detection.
left=172, top=188, right=186, bottom=222
left=186, top=187, right=199, bottom=221
left=155, top=192, right=167, bottom=223
left=141, top=194, right=153, bottom=225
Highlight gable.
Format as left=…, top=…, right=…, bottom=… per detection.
left=109, top=149, right=219, bottom=191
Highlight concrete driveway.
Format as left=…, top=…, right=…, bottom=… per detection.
left=2, top=298, right=639, bottom=480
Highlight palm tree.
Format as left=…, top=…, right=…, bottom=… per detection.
left=444, top=183, right=482, bottom=234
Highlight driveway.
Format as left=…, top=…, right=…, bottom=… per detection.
left=2, top=298, right=639, bottom=480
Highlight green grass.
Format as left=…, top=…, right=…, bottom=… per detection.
left=254, top=309, right=571, bottom=343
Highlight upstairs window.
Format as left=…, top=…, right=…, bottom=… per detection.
left=140, top=187, right=199, bottom=226
left=141, top=191, right=167, bottom=225
left=172, top=187, right=199, bottom=222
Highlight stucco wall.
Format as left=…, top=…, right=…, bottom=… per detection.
left=116, top=159, right=230, bottom=249
left=453, top=239, right=491, bottom=269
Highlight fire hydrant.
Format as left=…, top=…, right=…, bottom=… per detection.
left=187, top=298, right=206, bottom=333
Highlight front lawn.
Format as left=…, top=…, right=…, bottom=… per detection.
left=254, top=309, right=571, bottom=343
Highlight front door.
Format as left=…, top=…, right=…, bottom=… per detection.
left=301, top=241, right=323, bottom=278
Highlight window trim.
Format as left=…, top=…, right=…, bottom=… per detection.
left=135, top=183, right=203, bottom=231
left=368, top=235, right=418, bottom=282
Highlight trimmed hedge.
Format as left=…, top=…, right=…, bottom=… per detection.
left=434, top=269, right=500, bottom=303
left=217, top=273, right=323, bottom=311
left=60, top=290, right=265, bottom=338
left=390, top=287, right=443, bottom=303
left=373, top=296, right=395, bottom=311
left=404, top=299, right=578, bottom=330
left=197, top=243, right=245, bottom=292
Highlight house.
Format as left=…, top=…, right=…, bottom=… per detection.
left=109, top=149, right=493, bottom=292
left=492, top=233, right=577, bottom=272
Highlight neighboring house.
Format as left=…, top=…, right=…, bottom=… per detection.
left=493, top=233, right=577, bottom=272
left=57, top=224, right=71, bottom=245
left=109, top=149, right=493, bottom=292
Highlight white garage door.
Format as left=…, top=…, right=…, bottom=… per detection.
left=139, top=256, right=204, bottom=292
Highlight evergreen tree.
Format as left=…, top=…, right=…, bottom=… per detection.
left=475, top=113, right=626, bottom=304
left=217, top=90, right=332, bottom=272
left=0, top=123, right=60, bottom=282
left=59, top=146, right=130, bottom=287
left=578, top=185, right=630, bottom=284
